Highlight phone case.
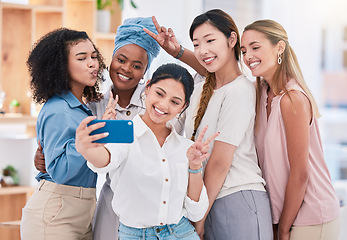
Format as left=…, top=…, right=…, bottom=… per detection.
left=88, top=119, right=134, bottom=143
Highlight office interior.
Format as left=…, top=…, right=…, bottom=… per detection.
left=0, top=0, right=346, bottom=239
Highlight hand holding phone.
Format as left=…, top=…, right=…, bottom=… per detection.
left=88, top=119, right=134, bottom=143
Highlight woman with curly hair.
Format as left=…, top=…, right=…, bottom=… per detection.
left=32, top=17, right=161, bottom=240
left=20, top=28, right=106, bottom=240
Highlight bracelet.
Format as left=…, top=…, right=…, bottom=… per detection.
left=174, top=45, right=184, bottom=59
left=188, top=166, right=203, bottom=174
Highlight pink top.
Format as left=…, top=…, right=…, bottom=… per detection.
left=255, top=79, right=340, bottom=226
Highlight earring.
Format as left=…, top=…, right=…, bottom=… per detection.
left=141, top=92, right=146, bottom=101
left=277, top=53, right=282, bottom=65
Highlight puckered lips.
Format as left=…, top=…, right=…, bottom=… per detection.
left=91, top=70, right=98, bottom=77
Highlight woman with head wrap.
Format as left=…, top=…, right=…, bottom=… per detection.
left=33, top=17, right=161, bottom=240
left=88, top=16, right=161, bottom=240
left=89, top=17, right=161, bottom=121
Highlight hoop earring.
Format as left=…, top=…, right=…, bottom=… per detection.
left=277, top=53, right=282, bottom=65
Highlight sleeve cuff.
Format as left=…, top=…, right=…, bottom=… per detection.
left=184, top=185, right=209, bottom=222
left=86, top=158, right=114, bottom=174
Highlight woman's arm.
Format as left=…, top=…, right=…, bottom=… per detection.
left=75, top=116, right=111, bottom=168
left=144, top=16, right=206, bottom=76
left=278, top=91, right=311, bottom=240
left=194, top=141, right=236, bottom=238
left=186, top=126, right=219, bottom=201
left=34, top=140, right=46, bottom=173
left=185, top=126, right=219, bottom=224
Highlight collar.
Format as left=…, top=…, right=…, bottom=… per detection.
left=57, top=91, right=93, bottom=116
left=108, top=84, right=145, bottom=111
left=133, top=114, right=180, bottom=140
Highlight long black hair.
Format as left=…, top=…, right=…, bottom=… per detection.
left=188, top=9, right=241, bottom=140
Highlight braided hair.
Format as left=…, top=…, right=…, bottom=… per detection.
left=189, top=9, right=241, bottom=140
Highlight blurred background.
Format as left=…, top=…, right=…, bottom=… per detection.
left=122, top=0, right=347, bottom=201
left=0, top=0, right=347, bottom=238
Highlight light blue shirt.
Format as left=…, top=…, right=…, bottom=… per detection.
left=35, top=91, right=97, bottom=188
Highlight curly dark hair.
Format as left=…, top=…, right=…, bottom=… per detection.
left=27, top=28, right=106, bottom=104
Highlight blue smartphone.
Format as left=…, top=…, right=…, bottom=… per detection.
left=88, top=119, right=134, bottom=143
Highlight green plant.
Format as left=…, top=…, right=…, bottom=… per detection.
left=2, top=165, right=19, bottom=185
left=9, top=99, right=20, bottom=107
left=3, top=165, right=16, bottom=176
left=97, top=0, right=137, bottom=10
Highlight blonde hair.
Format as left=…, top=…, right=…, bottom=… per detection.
left=244, top=20, right=320, bottom=132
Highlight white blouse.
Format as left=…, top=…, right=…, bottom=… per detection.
left=87, top=114, right=209, bottom=228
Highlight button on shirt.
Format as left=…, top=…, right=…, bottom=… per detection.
left=87, top=114, right=209, bottom=228
left=35, top=91, right=97, bottom=188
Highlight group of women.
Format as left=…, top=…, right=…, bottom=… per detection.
left=20, top=7, right=340, bottom=240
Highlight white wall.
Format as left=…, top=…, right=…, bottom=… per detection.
left=122, top=0, right=203, bottom=77
left=261, top=0, right=324, bottom=105
left=0, top=125, right=38, bottom=187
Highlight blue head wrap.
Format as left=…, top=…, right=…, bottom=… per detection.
left=113, top=17, right=160, bottom=69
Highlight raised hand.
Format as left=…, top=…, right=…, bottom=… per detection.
left=143, top=16, right=181, bottom=58
left=76, top=116, right=111, bottom=167
left=75, top=116, right=108, bottom=154
left=102, top=91, right=118, bottom=120
left=187, top=126, right=219, bottom=169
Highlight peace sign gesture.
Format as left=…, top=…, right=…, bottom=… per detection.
left=143, top=16, right=181, bottom=58
left=102, top=91, right=118, bottom=120
left=187, top=126, right=219, bottom=170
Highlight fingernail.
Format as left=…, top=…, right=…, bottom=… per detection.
left=104, top=132, right=109, bottom=137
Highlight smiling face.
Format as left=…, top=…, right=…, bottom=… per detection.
left=241, top=30, right=281, bottom=82
left=142, top=78, right=186, bottom=127
left=192, top=23, right=235, bottom=74
left=109, top=44, right=148, bottom=92
left=68, top=39, right=99, bottom=97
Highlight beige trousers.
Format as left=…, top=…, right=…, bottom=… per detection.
left=20, top=180, right=96, bottom=240
left=290, top=218, right=340, bottom=240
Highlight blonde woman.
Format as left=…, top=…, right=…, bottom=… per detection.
left=241, top=20, right=340, bottom=240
